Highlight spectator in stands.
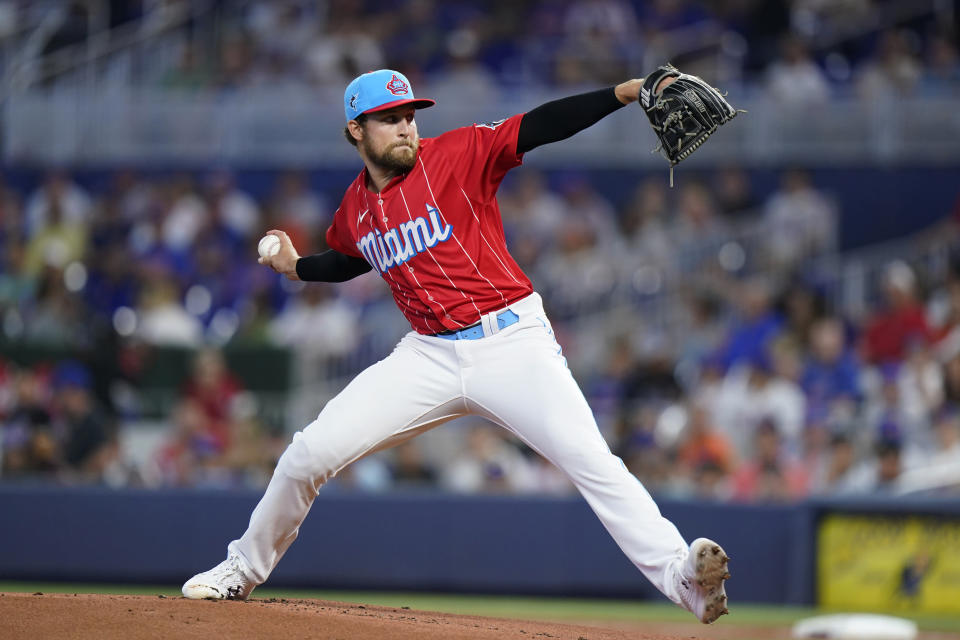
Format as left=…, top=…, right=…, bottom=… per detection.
left=587, top=335, right=637, bottom=438
left=788, top=0, right=872, bottom=41
left=0, top=172, right=23, bottom=240
left=620, top=178, right=672, bottom=267
left=216, top=394, right=281, bottom=489
left=0, top=240, right=35, bottom=323
left=524, top=445, right=576, bottom=495
left=268, top=285, right=360, bottom=359
left=161, top=174, right=208, bottom=252
left=712, top=165, right=758, bottom=219
left=265, top=171, right=328, bottom=255
left=203, top=170, right=261, bottom=242
left=721, top=346, right=807, bottom=457
left=779, top=282, right=826, bottom=351
left=162, top=42, right=214, bottom=91
left=428, top=25, right=502, bottom=106
left=731, top=419, right=808, bottom=502
left=441, top=423, right=535, bottom=494
left=187, top=227, right=247, bottom=330
left=861, top=260, right=931, bottom=365
left=389, top=441, right=438, bottom=489
left=25, top=267, right=90, bottom=347
left=215, top=32, right=255, bottom=90
left=895, top=339, right=944, bottom=429
left=557, top=175, right=620, bottom=248
left=801, top=316, right=861, bottom=421
left=564, top=0, right=638, bottom=46
left=1, top=367, right=55, bottom=477
left=85, top=240, right=139, bottom=322
left=675, top=294, right=725, bottom=383
left=920, top=33, right=960, bottom=95
left=896, top=406, right=960, bottom=495
left=676, top=403, right=734, bottom=482
left=856, top=29, right=923, bottom=98
left=558, top=0, right=639, bottom=84
left=666, top=180, right=732, bottom=278
left=928, top=407, right=960, bottom=473
left=614, top=403, right=662, bottom=480
left=499, top=170, right=566, bottom=262
left=245, top=1, right=316, bottom=69
left=762, top=169, right=835, bottom=270
left=536, top=215, right=613, bottom=319
left=379, top=0, right=445, bottom=79
left=23, top=194, right=88, bottom=279
left=24, top=171, right=92, bottom=237
left=870, top=437, right=905, bottom=493
left=671, top=180, right=727, bottom=246
left=808, top=433, right=861, bottom=495
left=155, top=397, right=222, bottom=487
left=765, top=35, right=830, bottom=104
left=862, top=364, right=931, bottom=459
left=52, top=361, right=116, bottom=483
left=135, top=263, right=204, bottom=347
left=179, top=347, right=244, bottom=454
left=637, top=0, right=712, bottom=34
left=690, top=460, right=730, bottom=501
left=943, top=349, right=960, bottom=406
left=715, top=277, right=783, bottom=372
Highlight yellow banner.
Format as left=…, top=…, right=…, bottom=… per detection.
left=818, top=514, right=960, bottom=613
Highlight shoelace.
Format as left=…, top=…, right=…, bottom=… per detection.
left=211, top=555, right=247, bottom=585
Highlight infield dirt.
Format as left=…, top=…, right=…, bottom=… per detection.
left=0, top=591, right=806, bottom=640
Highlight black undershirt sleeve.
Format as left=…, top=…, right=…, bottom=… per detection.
left=516, top=87, right=626, bottom=155
left=295, top=250, right=372, bottom=282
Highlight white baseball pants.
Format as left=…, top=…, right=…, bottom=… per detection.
left=230, top=293, right=689, bottom=604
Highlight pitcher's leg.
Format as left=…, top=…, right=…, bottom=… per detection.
left=464, top=324, right=688, bottom=603
left=226, top=334, right=464, bottom=586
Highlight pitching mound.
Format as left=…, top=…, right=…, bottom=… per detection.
left=0, top=592, right=743, bottom=640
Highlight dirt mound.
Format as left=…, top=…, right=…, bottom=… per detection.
left=0, top=592, right=694, bottom=640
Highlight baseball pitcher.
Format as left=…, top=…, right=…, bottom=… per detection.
left=182, top=68, right=737, bottom=624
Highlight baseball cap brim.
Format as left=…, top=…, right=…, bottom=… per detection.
left=359, top=98, right=436, bottom=117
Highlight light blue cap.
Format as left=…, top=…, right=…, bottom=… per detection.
left=344, top=69, right=436, bottom=122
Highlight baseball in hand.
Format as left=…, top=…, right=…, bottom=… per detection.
left=258, top=234, right=281, bottom=258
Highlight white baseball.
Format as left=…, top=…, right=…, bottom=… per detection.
left=258, top=234, right=281, bottom=258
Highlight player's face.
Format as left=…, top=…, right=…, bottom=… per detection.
left=359, top=106, right=420, bottom=173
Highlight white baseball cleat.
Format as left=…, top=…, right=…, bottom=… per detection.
left=676, top=537, right=730, bottom=624
left=182, top=551, right=256, bottom=600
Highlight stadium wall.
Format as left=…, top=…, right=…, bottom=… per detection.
left=4, top=486, right=955, bottom=606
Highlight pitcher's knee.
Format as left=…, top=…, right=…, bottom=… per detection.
left=275, top=432, right=339, bottom=490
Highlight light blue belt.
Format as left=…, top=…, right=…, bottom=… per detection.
left=435, top=309, right=520, bottom=340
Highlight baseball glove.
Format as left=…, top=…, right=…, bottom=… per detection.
left=640, top=64, right=741, bottom=183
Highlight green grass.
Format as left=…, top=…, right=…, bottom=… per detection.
left=2, top=582, right=959, bottom=633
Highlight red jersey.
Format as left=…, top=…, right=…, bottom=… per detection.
left=325, top=113, right=534, bottom=334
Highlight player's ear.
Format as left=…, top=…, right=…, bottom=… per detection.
left=347, top=119, right=364, bottom=144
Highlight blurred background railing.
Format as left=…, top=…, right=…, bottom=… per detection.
left=5, top=89, right=960, bottom=165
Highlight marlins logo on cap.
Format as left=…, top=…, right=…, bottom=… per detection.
left=385, top=74, right=409, bottom=96
left=344, top=69, right=436, bottom=122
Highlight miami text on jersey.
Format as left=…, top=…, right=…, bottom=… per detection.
left=356, top=203, right=453, bottom=274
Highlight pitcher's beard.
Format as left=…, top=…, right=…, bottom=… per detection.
left=366, top=140, right=418, bottom=174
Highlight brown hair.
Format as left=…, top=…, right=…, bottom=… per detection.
left=343, top=113, right=368, bottom=147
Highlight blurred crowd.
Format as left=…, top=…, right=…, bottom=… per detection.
left=1, top=0, right=959, bottom=499
left=4, top=0, right=958, bottom=97
left=1, top=164, right=960, bottom=502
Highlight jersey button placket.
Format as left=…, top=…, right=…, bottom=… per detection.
left=377, top=195, right=387, bottom=224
